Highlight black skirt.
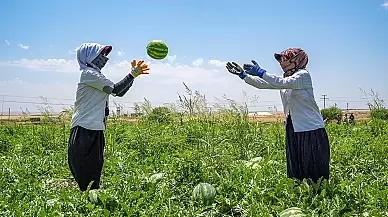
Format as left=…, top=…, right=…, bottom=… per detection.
left=67, top=126, right=105, bottom=191
left=285, top=115, right=330, bottom=183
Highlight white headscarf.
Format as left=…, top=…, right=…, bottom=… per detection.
left=76, top=43, right=107, bottom=71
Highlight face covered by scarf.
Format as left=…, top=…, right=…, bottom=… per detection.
left=274, top=48, right=308, bottom=78
left=76, top=43, right=112, bottom=72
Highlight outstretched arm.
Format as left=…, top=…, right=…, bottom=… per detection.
left=104, top=60, right=149, bottom=97
left=81, top=71, right=134, bottom=97
left=102, top=74, right=134, bottom=97
left=243, top=75, right=279, bottom=89
left=83, top=60, right=149, bottom=97
left=226, top=61, right=286, bottom=90
left=243, top=60, right=309, bottom=90
left=260, top=71, right=308, bottom=89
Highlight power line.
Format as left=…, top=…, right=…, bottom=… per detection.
left=2, top=93, right=384, bottom=107
left=327, top=99, right=368, bottom=103
left=0, top=93, right=383, bottom=113
left=1, top=100, right=73, bottom=106
left=0, top=94, right=75, bottom=101
left=328, top=96, right=388, bottom=99
left=0, top=99, right=283, bottom=108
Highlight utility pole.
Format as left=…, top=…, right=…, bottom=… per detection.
left=321, top=94, right=329, bottom=109
left=346, top=103, right=349, bottom=111
left=1, top=97, right=4, bottom=116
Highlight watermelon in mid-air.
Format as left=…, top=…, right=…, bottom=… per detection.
left=146, top=40, right=168, bottom=60
left=192, top=183, right=216, bottom=206
left=278, top=207, right=306, bottom=217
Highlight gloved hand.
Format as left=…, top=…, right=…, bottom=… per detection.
left=226, top=62, right=247, bottom=79
left=243, top=60, right=266, bottom=78
left=129, top=60, right=150, bottom=78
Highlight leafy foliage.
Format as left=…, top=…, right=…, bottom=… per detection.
left=321, top=106, right=342, bottom=120
left=145, top=106, right=175, bottom=124
left=0, top=116, right=387, bottom=216
left=0, top=86, right=387, bottom=216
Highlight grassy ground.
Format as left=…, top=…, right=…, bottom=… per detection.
left=0, top=115, right=387, bottom=216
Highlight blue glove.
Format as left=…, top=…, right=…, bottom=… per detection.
left=243, top=60, right=266, bottom=78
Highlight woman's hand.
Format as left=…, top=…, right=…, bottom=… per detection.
left=130, top=60, right=150, bottom=78
left=226, top=62, right=247, bottom=79
left=243, top=60, right=266, bottom=78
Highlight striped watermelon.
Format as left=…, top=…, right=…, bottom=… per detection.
left=149, top=172, right=164, bottom=183
left=147, top=40, right=168, bottom=60
left=192, top=183, right=216, bottom=206
left=88, top=189, right=102, bottom=205
left=278, top=207, right=306, bottom=217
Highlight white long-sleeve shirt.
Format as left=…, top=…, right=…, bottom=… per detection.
left=70, top=68, right=114, bottom=131
left=243, top=69, right=324, bottom=132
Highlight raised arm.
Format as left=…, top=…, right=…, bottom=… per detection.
left=105, top=60, right=149, bottom=96
left=81, top=60, right=149, bottom=97
left=80, top=70, right=134, bottom=97
left=260, top=70, right=310, bottom=89
left=103, top=74, right=134, bottom=97
left=243, top=60, right=311, bottom=90
left=243, top=75, right=279, bottom=89
left=226, top=61, right=292, bottom=90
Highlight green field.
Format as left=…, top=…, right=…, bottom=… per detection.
left=1, top=114, right=388, bottom=216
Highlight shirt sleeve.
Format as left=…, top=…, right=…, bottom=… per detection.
left=112, top=74, right=135, bottom=97
left=243, top=75, right=279, bottom=89
left=80, top=70, right=115, bottom=92
left=261, top=70, right=309, bottom=89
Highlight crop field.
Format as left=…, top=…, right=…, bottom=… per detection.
left=0, top=111, right=388, bottom=216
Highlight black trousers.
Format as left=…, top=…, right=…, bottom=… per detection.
left=68, top=126, right=105, bottom=191
left=285, top=115, right=330, bottom=183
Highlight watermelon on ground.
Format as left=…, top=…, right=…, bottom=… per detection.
left=244, top=156, right=263, bottom=169
left=278, top=207, right=306, bottom=217
left=149, top=172, right=164, bottom=183
left=192, top=183, right=216, bottom=206
left=88, top=189, right=102, bottom=205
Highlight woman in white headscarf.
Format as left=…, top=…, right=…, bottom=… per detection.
left=68, top=42, right=149, bottom=191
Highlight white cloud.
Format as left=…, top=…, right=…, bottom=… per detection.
left=166, top=54, right=177, bottom=65
left=1, top=58, right=77, bottom=73
left=19, top=44, right=29, bottom=50
left=208, top=59, right=227, bottom=68
left=0, top=56, right=284, bottom=114
left=192, top=58, right=204, bottom=67
left=0, top=78, right=26, bottom=86
left=5, top=40, right=10, bottom=45
left=382, top=1, right=388, bottom=8
left=0, top=57, right=229, bottom=80
left=117, top=51, right=124, bottom=56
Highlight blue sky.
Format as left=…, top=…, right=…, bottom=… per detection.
left=0, top=0, right=387, bottom=114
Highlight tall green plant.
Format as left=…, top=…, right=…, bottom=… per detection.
left=177, top=82, right=210, bottom=118
left=361, top=89, right=388, bottom=120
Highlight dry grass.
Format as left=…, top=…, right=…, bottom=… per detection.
left=343, top=110, right=370, bottom=122
left=247, top=110, right=370, bottom=123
